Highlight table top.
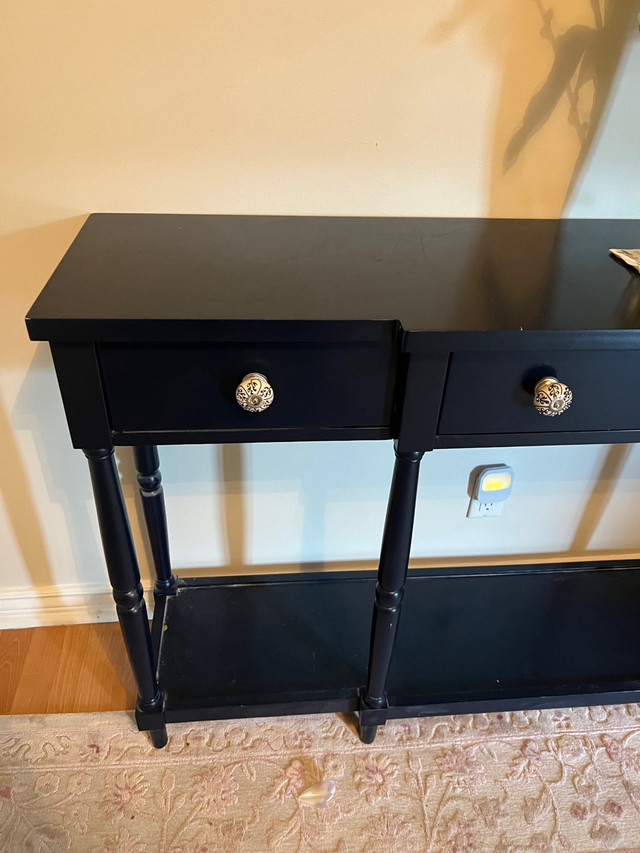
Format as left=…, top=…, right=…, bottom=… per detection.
left=26, top=214, right=640, bottom=342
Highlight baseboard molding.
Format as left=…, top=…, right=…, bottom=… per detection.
left=0, top=583, right=154, bottom=629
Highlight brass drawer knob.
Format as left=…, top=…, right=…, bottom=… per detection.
left=235, top=372, right=274, bottom=412
left=533, top=376, right=572, bottom=417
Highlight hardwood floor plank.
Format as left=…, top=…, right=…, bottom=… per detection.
left=9, top=626, right=66, bottom=714
left=0, top=629, right=33, bottom=713
left=4, top=623, right=136, bottom=715
left=48, top=623, right=135, bottom=713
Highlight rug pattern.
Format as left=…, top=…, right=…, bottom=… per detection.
left=2, top=706, right=640, bottom=852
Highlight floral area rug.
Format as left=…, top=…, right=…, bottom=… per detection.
left=2, top=706, right=640, bottom=852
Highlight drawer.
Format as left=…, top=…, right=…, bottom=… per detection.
left=438, top=351, right=640, bottom=435
left=98, top=341, right=397, bottom=434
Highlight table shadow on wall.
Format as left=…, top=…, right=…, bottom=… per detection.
left=11, top=345, right=108, bottom=591
left=117, top=439, right=394, bottom=579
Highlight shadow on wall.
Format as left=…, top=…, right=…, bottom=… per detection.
left=501, top=0, right=635, bottom=186
left=429, top=0, right=636, bottom=217
left=570, top=443, right=632, bottom=552
left=116, top=439, right=391, bottom=579
left=115, top=444, right=251, bottom=578
left=12, top=344, right=106, bottom=588
left=0, top=389, right=53, bottom=589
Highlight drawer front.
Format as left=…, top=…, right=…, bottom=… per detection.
left=98, top=341, right=397, bottom=434
left=439, top=351, right=640, bottom=435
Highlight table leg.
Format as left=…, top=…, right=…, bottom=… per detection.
left=84, top=448, right=167, bottom=747
left=133, top=445, right=176, bottom=596
left=359, top=444, right=424, bottom=743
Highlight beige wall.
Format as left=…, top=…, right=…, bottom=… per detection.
left=2, top=1, right=640, bottom=626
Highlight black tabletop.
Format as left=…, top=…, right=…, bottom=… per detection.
left=26, top=214, right=640, bottom=342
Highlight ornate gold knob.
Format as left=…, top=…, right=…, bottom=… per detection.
left=235, top=373, right=274, bottom=413
left=533, top=376, right=572, bottom=417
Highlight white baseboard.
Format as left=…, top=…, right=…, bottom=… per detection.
left=0, top=583, right=154, bottom=629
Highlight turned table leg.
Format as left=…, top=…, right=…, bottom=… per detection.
left=359, top=444, right=424, bottom=743
left=84, top=448, right=167, bottom=748
left=133, top=445, right=176, bottom=596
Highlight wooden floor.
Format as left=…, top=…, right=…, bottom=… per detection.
left=0, top=623, right=136, bottom=715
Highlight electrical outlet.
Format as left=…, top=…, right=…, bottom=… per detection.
left=467, top=498, right=504, bottom=519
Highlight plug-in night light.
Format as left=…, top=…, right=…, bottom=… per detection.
left=474, top=465, right=514, bottom=503
left=467, top=465, right=515, bottom=518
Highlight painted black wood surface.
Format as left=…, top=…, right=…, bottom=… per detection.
left=359, top=446, right=424, bottom=743
left=25, top=215, right=640, bottom=340
left=153, top=564, right=640, bottom=725
left=99, top=340, right=398, bottom=434
left=133, top=446, right=176, bottom=597
left=84, top=448, right=167, bottom=747
left=28, top=215, right=640, bottom=450
left=439, top=350, right=640, bottom=435
left=25, top=214, right=640, bottom=747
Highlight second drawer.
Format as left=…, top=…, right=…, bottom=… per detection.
left=438, top=350, right=640, bottom=435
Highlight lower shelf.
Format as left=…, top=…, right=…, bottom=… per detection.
left=153, top=561, right=640, bottom=724
left=389, top=562, right=640, bottom=713
left=155, top=573, right=374, bottom=722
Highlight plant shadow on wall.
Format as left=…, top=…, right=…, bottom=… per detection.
left=430, top=0, right=636, bottom=212
left=501, top=0, right=636, bottom=182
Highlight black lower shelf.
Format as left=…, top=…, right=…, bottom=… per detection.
left=389, top=562, right=640, bottom=714
left=156, top=573, right=374, bottom=722
left=154, top=561, right=640, bottom=725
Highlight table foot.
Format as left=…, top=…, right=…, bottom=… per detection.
left=358, top=689, right=388, bottom=744
left=358, top=723, right=378, bottom=744
left=148, top=726, right=168, bottom=749
left=135, top=695, right=167, bottom=748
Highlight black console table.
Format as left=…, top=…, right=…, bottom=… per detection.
left=26, top=215, right=640, bottom=747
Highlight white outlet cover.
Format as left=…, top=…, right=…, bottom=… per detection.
left=467, top=498, right=504, bottom=519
